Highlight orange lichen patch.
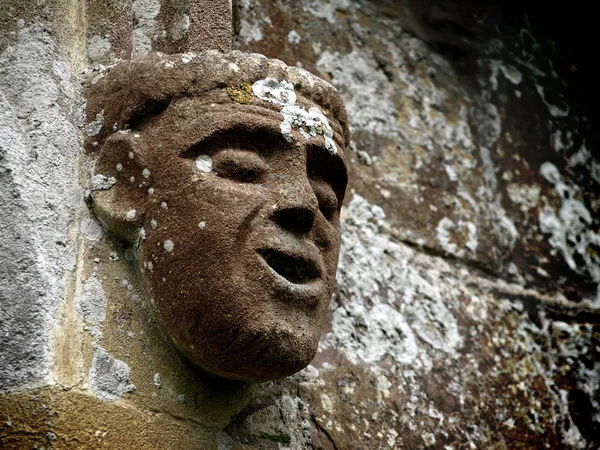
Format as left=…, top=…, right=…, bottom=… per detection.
left=227, top=82, right=254, bottom=104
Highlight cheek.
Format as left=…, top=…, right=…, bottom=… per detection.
left=147, top=180, right=269, bottom=229
left=312, top=223, right=342, bottom=283
left=138, top=181, right=271, bottom=277
left=312, top=215, right=341, bottom=250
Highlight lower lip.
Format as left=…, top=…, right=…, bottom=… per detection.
left=257, top=254, right=324, bottom=306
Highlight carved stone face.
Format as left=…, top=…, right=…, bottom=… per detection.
left=87, top=52, right=349, bottom=382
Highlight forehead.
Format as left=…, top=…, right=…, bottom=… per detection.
left=144, top=95, right=348, bottom=166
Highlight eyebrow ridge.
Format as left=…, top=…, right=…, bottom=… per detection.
left=180, top=123, right=291, bottom=158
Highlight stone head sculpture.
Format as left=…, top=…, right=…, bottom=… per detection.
left=84, top=51, right=349, bottom=382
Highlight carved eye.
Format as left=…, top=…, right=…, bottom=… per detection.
left=212, top=149, right=268, bottom=183
left=311, top=180, right=338, bottom=221
left=306, top=145, right=348, bottom=210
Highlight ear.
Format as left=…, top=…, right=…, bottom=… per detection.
left=91, top=132, right=151, bottom=244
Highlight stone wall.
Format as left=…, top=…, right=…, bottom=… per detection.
left=1, top=1, right=598, bottom=449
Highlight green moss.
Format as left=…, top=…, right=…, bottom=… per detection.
left=227, top=82, right=254, bottom=104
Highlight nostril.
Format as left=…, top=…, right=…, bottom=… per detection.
left=274, top=207, right=315, bottom=234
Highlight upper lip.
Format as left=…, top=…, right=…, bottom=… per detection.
left=257, top=247, right=322, bottom=285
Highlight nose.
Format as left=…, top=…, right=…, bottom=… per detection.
left=272, top=178, right=318, bottom=235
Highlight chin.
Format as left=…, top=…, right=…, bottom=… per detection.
left=181, top=319, right=321, bottom=383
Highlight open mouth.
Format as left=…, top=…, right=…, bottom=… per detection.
left=258, top=249, right=320, bottom=284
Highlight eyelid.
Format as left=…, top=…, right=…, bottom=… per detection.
left=212, top=148, right=268, bottom=183
left=212, top=148, right=267, bottom=164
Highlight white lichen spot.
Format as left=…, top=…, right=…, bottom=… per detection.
left=321, top=393, right=334, bottom=414
left=238, top=3, right=266, bottom=44
left=252, top=77, right=338, bottom=154
left=153, top=372, right=161, bottom=389
left=535, top=84, right=569, bottom=118
left=78, top=275, right=108, bottom=325
left=436, top=217, right=478, bottom=257
left=128, top=151, right=134, bottom=159
left=130, top=176, right=135, bottom=183
left=568, top=142, right=591, bottom=167
left=52, top=60, right=71, bottom=83
left=116, top=163, right=123, bottom=172
left=150, top=219, right=158, bottom=230
left=142, top=168, right=150, bottom=178
left=506, top=183, right=541, bottom=210
left=489, top=59, right=523, bottom=91
left=147, top=187, right=154, bottom=194
left=163, top=239, right=174, bottom=253
left=181, top=52, right=195, bottom=64
left=85, top=327, right=103, bottom=340
left=306, top=0, right=350, bottom=24
left=91, top=174, right=116, bottom=191
left=552, top=130, right=574, bottom=154
left=81, top=217, right=104, bottom=241
left=445, top=165, right=458, bottom=182
left=495, top=205, right=519, bottom=253
left=125, top=210, right=136, bottom=220
left=83, top=110, right=104, bottom=137
left=423, top=433, right=436, bottom=446
left=89, top=343, right=135, bottom=402
left=198, top=221, right=206, bottom=229
left=408, top=292, right=462, bottom=354
left=287, top=29, right=301, bottom=44
left=252, top=77, right=296, bottom=106
left=195, top=154, right=213, bottom=172
left=161, top=202, right=168, bottom=210
left=465, top=222, right=478, bottom=253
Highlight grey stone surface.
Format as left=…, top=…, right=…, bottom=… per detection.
left=1, top=1, right=599, bottom=449
left=0, top=24, right=82, bottom=390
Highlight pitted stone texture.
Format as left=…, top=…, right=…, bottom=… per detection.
left=0, top=24, right=81, bottom=391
